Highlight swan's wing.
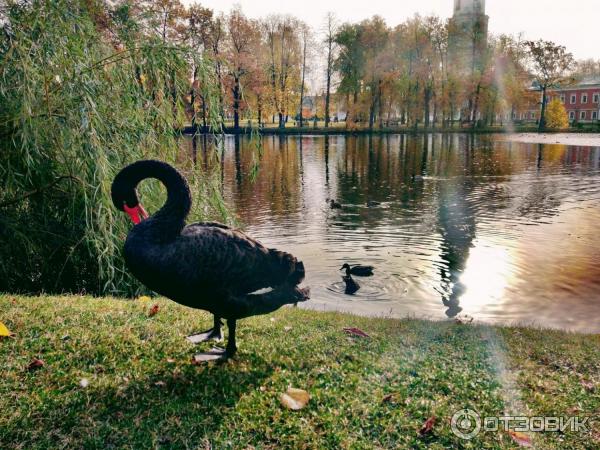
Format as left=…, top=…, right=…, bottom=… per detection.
left=183, top=221, right=231, bottom=232
left=176, top=224, right=303, bottom=295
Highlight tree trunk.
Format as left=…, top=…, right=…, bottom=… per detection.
left=233, top=74, right=240, bottom=132
left=299, top=35, right=307, bottom=128
left=538, top=87, right=547, bottom=131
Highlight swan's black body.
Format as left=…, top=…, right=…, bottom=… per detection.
left=111, top=160, right=308, bottom=358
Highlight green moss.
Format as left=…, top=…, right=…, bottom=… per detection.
left=0, top=295, right=598, bottom=449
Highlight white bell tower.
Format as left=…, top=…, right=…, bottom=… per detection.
left=449, top=0, right=489, bottom=74
left=454, top=0, right=486, bottom=16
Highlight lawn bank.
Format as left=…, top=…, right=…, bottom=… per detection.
left=1, top=295, right=598, bottom=449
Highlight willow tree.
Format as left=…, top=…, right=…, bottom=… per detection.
left=0, top=0, right=225, bottom=295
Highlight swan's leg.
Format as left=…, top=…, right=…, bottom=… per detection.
left=226, top=319, right=237, bottom=357
left=186, top=315, right=223, bottom=344
left=191, top=319, right=237, bottom=363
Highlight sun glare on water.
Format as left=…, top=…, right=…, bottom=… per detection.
left=457, top=240, right=515, bottom=313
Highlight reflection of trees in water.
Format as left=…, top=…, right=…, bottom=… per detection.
left=180, top=134, right=591, bottom=316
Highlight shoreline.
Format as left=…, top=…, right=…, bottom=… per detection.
left=181, top=125, right=600, bottom=137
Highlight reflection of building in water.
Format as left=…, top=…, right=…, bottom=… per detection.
left=448, top=0, right=489, bottom=76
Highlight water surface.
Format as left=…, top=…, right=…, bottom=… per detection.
left=187, top=134, right=600, bottom=333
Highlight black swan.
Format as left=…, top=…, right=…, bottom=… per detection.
left=341, top=263, right=374, bottom=277
left=111, top=160, right=309, bottom=360
left=343, top=275, right=360, bottom=295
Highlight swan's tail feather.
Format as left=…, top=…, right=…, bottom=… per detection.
left=269, top=249, right=306, bottom=286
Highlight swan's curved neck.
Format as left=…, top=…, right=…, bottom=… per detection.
left=127, top=160, right=192, bottom=240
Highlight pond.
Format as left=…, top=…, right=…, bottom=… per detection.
left=185, top=134, right=600, bottom=333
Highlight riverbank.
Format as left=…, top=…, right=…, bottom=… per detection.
left=182, top=124, right=600, bottom=136
left=1, top=295, right=598, bottom=449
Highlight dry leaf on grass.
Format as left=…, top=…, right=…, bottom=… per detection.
left=138, top=296, right=151, bottom=302
left=508, top=431, right=533, bottom=447
left=581, top=380, right=595, bottom=392
left=26, top=358, right=45, bottom=371
left=148, top=304, right=160, bottom=317
left=279, top=387, right=310, bottom=410
left=79, top=378, right=89, bottom=388
left=418, top=416, right=436, bottom=436
left=343, top=327, right=370, bottom=338
left=0, top=321, right=14, bottom=338
left=382, top=393, right=401, bottom=404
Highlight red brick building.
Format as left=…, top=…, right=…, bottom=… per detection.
left=520, top=77, right=600, bottom=124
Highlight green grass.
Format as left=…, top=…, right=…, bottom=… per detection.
left=1, top=295, right=598, bottom=449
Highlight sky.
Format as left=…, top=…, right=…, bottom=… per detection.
left=185, top=0, right=599, bottom=60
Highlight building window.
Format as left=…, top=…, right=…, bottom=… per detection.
left=569, top=111, right=575, bottom=120
left=593, top=111, right=598, bottom=120
left=560, top=95, right=566, bottom=103
left=580, top=111, right=586, bottom=120
left=582, top=94, right=588, bottom=103
left=594, top=93, right=599, bottom=103
left=571, top=94, right=577, bottom=104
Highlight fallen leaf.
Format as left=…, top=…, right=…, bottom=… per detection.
left=138, top=296, right=151, bottom=302
left=0, top=321, right=14, bottom=338
left=418, top=416, right=436, bottom=436
left=148, top=304, right=160, bottom=317
left=154, top=381, right=166, bottom=387
left=79, top=378, right=89, bottom=388
left=166, top=358, right=175, bottom=364
left=26, top=358, right=45, bottom=371
left=279, top=387, right=310, bottom=410
left=382, top=393, right=401, bottom=404
left=343, top=327, right=370, bottom=338
left=581, top=380, right=595, bottom=392
left=270, top=317, right=276, bottom=322
left=284, top=326, right=292, bottom=332
left=508, top=431, right=532, bottom=447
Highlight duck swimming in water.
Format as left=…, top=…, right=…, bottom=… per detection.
left=329, top=199, right=342, bottom=209
left=341, top=263, right=374, bottom=277
left=111, top=160, right=309, bottom=360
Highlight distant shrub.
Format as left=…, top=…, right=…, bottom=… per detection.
left=545, top=98, right=569, bottom=129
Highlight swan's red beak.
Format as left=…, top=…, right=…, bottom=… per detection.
left=123, top=204, right=149, bottom=224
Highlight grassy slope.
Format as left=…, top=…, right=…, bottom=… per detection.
left=0, top=295, right=598, bottom=449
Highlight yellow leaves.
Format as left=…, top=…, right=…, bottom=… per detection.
left=545, top=98, right=569, bottom=129
left=279, top=387, right=310, bottom=411
left=0, top=321, right=13, bottom=337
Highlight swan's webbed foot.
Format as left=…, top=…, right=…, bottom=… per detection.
left=191, top=319, right=238, bottom=363
left=186, top=317, right=224, bottom=344
left=193, top=347, right=229, bottom=363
